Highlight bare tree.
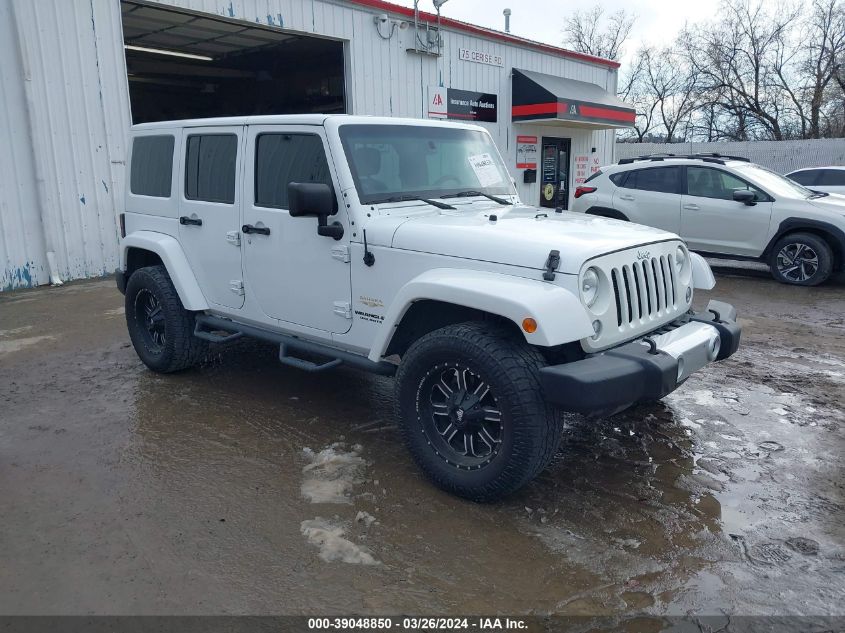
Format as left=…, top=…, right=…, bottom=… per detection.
left=637, top=46, right=700, bottom=142
left=563, top=7, right=636, bottom=61
left=682, top=0, right=802, bottom=141
left=799, top=0, right=845, bottom=137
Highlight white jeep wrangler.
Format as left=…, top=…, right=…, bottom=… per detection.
left=117, top=115, right=741, bottom=501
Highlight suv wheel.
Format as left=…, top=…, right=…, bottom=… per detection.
left=125, top=265, right=207, bottom=372
left=395, top=321, right=563, bottom=502
left=769, top=233, right=833, bottom=286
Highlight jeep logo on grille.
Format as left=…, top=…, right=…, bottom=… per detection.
left=636, top=250, right=651, bottom=260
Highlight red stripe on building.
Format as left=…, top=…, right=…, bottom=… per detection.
left=511, top=103, right=560, bottom=117
left=578, top=105, right=636, bottom=123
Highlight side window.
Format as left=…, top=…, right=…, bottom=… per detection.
left=609, top=172, right=627, bottom=186
left=624, top=167, right=680, bottom=194
left=130, top=135, right=175, bottom=197
left=818, top=170, right=845, bottom=186
left=255, top=134, right=332, bottom=208
left=789, top=170, right=821, bottom=186
left=185, top=134, right=237, bottom=204
left=687, top=167, right=766, bottom=201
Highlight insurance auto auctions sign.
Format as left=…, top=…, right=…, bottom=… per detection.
left=427, top=87, right=498, bottom=122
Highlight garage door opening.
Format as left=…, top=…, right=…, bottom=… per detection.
left=121, top=1, right=346, bottom=123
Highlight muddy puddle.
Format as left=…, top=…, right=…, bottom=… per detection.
left=0, top=274, right=843, bottom=617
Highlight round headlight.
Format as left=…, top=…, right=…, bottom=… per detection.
left=581, top=267, right=600, bottom=308
left=675, top=246, right=688, bottom=273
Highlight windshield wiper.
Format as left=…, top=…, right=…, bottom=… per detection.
left=368, top=195, right=456, bottom=210
left=441, top=190, right=513, bottom=205
left=808, top=191, right=829, bottom=199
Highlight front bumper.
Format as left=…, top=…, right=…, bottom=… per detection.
left=539, top=300, right=741, bottom=414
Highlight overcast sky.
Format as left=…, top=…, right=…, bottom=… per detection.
left=391, top=0, right=725, bottom=67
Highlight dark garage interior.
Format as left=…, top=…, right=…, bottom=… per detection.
left=121, top=1, right=346, bottom=123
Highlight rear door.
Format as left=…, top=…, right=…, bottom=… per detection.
left=680, top=166, right=773, bottom=256
left=177, top=126, right=245, bottom=309
left=611, top=165, right=682, bottom=233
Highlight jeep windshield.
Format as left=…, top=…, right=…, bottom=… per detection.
left=338, top=124, right=515, bottom=205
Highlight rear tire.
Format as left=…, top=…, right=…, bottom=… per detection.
left=769, top=232, right=833, bottom=286
left=125, top=265, right=207, bottom=373
left=395, top=321, right=563, bottom=502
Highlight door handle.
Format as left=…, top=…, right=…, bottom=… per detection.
left=683, top=204, right=700, bottom=211
left=242, top=224, right=270, bottom=236
left=619, top=194, right=635, bottom=201
left=179, top=216, right=202, bottom=226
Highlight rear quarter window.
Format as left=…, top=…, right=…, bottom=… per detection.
left=609, top=172, right=627, bottom=186
left=130, top=135, right=175, bottom=198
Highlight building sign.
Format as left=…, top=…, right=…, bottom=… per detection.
left=427, top=87, right=498, bottom=122
left=574, top=154, right=602, bottom=185
left=516, top=135, right=538, bottom=169
left=458, top=48, right=504, bottom=68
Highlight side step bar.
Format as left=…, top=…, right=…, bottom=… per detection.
left=193, top=314, right=396, bottom=376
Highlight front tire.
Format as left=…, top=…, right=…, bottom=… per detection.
left=769, top=232, right=833, bottom=286
left=125, top=265, right=207, bottom=373
left=395, top=322, right=563, bottom=502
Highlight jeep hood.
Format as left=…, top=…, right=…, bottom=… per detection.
left=381, top=205, right=678, bottom=273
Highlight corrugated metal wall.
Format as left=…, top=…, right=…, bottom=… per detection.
left=0, top=0, right=132, bottom=291
left=0, top=0, right=619, bottom=291
left=616, top=139, right=845, bottom=174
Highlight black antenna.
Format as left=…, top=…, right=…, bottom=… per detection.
left=363, top=229, right=375, bottom=267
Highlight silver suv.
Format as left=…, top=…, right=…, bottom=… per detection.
left=572, top=154, right=845, bottom=286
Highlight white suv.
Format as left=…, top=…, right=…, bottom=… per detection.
left=572, top=154, right=845, bottom=286
left=117, top=117, right=740, bottom=501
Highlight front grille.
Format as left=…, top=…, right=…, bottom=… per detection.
left=609, top=254, right=677, bottom=327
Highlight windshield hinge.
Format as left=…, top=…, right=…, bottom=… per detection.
left=543, top=250, right=560, bottom=281
left=331, top=245, right=350, bottom=263
left=333, top=301, right=353, bottom=319
left=229, top=279, right=245, bottom=296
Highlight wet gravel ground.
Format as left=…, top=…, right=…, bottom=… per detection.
left=0, top=270, right=843, bottom=619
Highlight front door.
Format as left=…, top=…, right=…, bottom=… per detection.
left=177, top=126, right=245, bottom=309
left=242, top=125, right=352, bottom=334
left=680, top=166, right=773, bottom=256
left=540, top=137, right=571, bottom=209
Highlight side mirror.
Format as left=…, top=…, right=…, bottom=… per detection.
left=287, top=182, right=344, bottom=240
left=288, top=182, right=337, bottom=218
left=732, top=189, right=757, bottom=205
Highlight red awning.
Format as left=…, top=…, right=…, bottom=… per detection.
left=512, top=69, right=635, bottom=129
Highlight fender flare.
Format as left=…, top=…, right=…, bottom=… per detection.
left=367, top=268, right=594, bottom=362
left=121, top=231, right=208, bottom=311
left=690, top=252, right=715, bottom=290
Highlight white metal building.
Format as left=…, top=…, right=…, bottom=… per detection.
left=0, top=0, right=632, bottom=291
